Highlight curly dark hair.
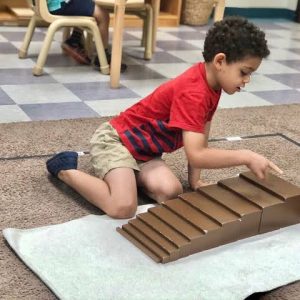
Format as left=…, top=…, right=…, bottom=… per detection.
left=203, top=16, right=270, bottom=63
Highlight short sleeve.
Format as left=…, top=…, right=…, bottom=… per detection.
left=168, top=91, right=210, bottom=133
left=207, top=99, right=219, bottom=121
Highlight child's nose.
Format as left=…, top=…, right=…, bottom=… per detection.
left=244, top=75, right=251, bottom=83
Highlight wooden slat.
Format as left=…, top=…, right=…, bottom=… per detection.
left=137, top=212, right=189, bottom=248
left=219, top=177, right=284, bottom=208
left=122, top=223, right=170, bottom=263
left=163, top=198, right=220, bottom=231
left=198, top=184, right=261, bottom=217
left=117, top=227, right=161, bottom=263
left=149, top=206, right=204, bottom=240
left=129, top=218, right=179, bottom=258
left=179, top=193, right=240, bottom=225
left=240, top=171, right=300, bottom=200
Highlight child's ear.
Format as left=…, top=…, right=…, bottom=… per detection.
left=213, top=53, right=226, bottom=70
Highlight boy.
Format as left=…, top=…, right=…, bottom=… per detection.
left=46, top=17, right=282, bottom=219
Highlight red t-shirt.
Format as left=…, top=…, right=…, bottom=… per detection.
left=110, top=62, right=221, bottom=161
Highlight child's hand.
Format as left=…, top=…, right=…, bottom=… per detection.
left=190, top=179, right=211, bottom=191
left=244, top=150, right=283, bottom=179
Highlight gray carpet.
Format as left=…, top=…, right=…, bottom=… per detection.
left=0, top=104, right=299, bottom=299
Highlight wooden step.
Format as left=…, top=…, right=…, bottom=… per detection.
left=117, top=172, right=300, bottom=263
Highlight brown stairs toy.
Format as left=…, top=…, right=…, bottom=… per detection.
left=117, top=171, right=300, bottom=263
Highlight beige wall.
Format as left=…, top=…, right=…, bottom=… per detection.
left=226, top=0, right=297, bottom=10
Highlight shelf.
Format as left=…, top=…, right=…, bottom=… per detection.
left=0, top=0, right=182, bottom=27
left=110, top=12, right=180, bottom=27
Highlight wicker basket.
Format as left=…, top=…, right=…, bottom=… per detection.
left=181, top=0, right=215, bottom=26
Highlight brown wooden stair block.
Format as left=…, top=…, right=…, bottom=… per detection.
left=219, top=173, right=300, bottom=233
left=136, top=212, right=191, bottom=258
left=176, top=194, right=241, bottom=246
left=148, top=206, right=205, bottom=255
left=117, top=172, right=300, bottom=263
left=116, top=225, right=162, bottom=263
left=120, top=223, right=172, bottom=263
left=241, top=171, right=300, bottom=226
left=197, top=184, right=261, bottom=239
left=128, top=218, right=181, bottom=261
left=241, top=171, right=300, bottom=200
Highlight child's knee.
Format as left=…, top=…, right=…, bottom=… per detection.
left=154, top=181, right=183, bottom=203
left=107, top=200, right=137, bottom=219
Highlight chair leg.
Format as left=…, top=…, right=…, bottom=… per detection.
left=18, top=15, right=37, bottom=59
left=214, top=0, right=225, bottom=22
left=90, top=23, right=109, bottom=75
left=151, top=0, right=159, bottom=53
left=61, top=27, right=71, bottom=56
left=110, top=1, right=126, bottom=88
left=33, top=22, right=60, bottom=76
left=62, top=27, right=71, bottom=42
left=144, top=4, right=153, bottom=60
left=84, top=32, right=94, bottom=59
left=141, top=13, right=146, bottom=47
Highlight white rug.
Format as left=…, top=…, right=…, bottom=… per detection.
left=3, top=204, right=300, bottom=300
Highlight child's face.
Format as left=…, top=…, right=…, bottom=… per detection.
left=216, top=56, right=262, bottom=95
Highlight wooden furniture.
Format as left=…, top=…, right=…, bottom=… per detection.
left=94, top=0, right=159, bottom=88
left=0, top=0, right=33, bottom=25
left=158, top=0, right=182, bottom=27
left=99, top=0, right=153, bottom=60
left=0, top=0, right=181, bottom=27
left=19, top=0, right=109, bottom=76
left=95, top=0, right=154, bottom=89
left=108, top=0, right=181, bottom=27
left=214, top=0, right=225, bottom=22
left=118, top=171, right=300, bottom=263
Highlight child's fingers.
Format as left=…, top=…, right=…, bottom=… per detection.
left=268, top=161, right=283, bottom=174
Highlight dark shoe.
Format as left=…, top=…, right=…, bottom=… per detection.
left=93, top=50, right=127, bottom=73
left=46, top=151, right=78, bottom=178
left=62, top=40, right=91, bottom=65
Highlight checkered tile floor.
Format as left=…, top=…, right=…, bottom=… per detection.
left=1, top=18, right=300, bottom=123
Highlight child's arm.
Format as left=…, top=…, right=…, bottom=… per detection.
left=183, top=130, right=282, bottom=180
left=188, top=164, right=211, bottom=190
left=188, top=122, right=211, bottom=190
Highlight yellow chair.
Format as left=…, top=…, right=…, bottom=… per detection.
left=98, top=0, right=153, bottom=60
left=213, top=0, right=225, bottom=22
left=19, top=0, right=109, bottom=76
left=94, top=0, right=155, bottom=88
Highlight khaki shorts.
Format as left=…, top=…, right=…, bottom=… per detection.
left=90, top=122, right=141, bottom=179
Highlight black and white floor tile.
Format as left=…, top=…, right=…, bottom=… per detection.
left=1, top=19, right=300, bottom=123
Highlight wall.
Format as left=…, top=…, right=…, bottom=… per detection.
left=226, top=0, right=297, bottom=10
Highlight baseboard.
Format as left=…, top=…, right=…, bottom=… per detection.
left=225, top=7, right=296, bottom=21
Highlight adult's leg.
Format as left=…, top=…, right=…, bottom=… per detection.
left=136, top=159, right=183, bottom=203
left=58, top=167, right=138, bottom=219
